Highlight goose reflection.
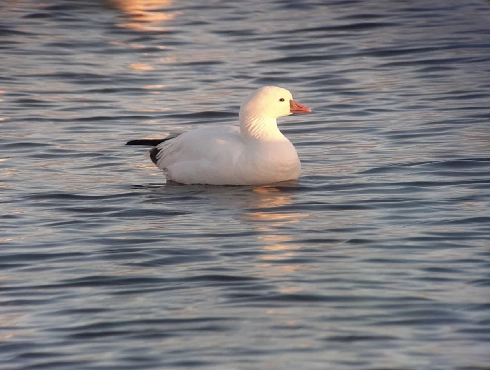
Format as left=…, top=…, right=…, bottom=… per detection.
left=240, top=186, right=310, bottom=277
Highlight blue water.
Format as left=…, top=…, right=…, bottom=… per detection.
left=1, top=0, right=490, bottom=369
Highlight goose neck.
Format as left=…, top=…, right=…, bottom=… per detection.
left=239, top=113, right=283, bottom=141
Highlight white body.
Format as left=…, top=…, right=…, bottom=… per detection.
left=152, top=86, right=310, bottom=185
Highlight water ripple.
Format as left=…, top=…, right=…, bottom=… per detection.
left=1, top=0, right=489, bottom=369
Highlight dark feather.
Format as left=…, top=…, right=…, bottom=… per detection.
left=127, top=135, right=180, bottom=166
left=150, top=148, right=160, bottom=165
left=126, top=139, right=167, bottom=146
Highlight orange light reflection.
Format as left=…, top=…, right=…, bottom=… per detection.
left=107, top=0, right=175, bottom=32
left=241, top=186, right=310, bottom=278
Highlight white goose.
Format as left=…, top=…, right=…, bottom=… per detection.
left=127, top=86, right=311, bottom=185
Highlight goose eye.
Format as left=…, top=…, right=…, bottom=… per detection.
left=279, top=98, right=285, bottom=102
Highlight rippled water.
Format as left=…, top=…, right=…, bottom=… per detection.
left=1, top=0, right=490, bottom=369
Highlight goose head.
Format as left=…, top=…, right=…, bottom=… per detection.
left=239, top=86, right=311, bottom=121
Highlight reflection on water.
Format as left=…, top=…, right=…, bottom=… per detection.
left=241, top=186, right=310, bottom=276
left=107, top=0, right=175, bottom=31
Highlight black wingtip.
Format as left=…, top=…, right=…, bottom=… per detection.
left=126, top=139, right=166, bottom=146
left=127, top=135, right=178, bottom=165
left=150, top=148, right=160, bottom=165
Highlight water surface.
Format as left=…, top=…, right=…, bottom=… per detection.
left=1, top=0, right=490, bottom=369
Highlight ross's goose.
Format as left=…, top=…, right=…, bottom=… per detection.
left=126, top=86, right=311, bottom=185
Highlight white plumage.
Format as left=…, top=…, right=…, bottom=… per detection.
left=127, top=86, right=311, bottom=185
